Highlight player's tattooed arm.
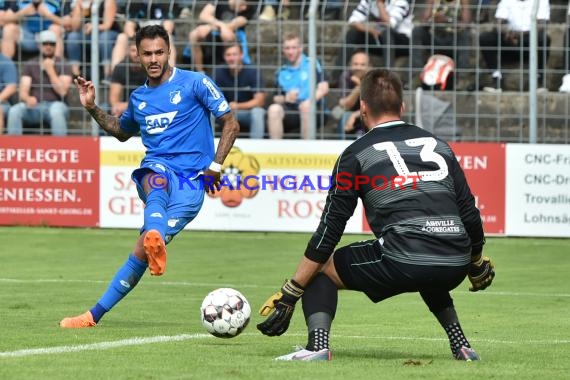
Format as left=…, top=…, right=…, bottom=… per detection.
left=214, top=112, right=240, bottom=163
left=86, top=106, right=133, bottom=142
left=202, top=112, right=239, bottom=194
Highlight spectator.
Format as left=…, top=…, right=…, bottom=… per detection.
left=107, top=38, right=146, bottom=117
left=1, top=0, right=69, bottom=60
left=479, top=0, right=550, bottom=91
left=0, top=53, right=18, bottom=134
left=66, top=0, right=121, bottom=77
left=411, top=0, right=472, bottom=90
left=333, top=0, right=413, bottom=78
left=335, top=50, right=371, bottom=139
left=267, top=32, right=329, bottom=139
left=110, top=0, right=180, bottom=71
left=258, top=0, right=342, bottom=21
left=188, top=0, right=255, bottom=73
left=213, top=42, right=266, bottom=139
left=6, top=30, right=73, bottom=135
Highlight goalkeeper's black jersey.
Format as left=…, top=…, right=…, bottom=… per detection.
left=305, top=120, right=484, bottom=266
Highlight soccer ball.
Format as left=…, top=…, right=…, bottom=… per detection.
left=200, top=288, right=251, bottom=338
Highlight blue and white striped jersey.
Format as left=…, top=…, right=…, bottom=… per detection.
left=348, top=0, right=414, bottom=38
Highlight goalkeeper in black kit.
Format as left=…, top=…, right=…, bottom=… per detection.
left=257, top=69, right=495, bottom=361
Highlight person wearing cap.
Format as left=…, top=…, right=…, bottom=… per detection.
left=6, top=29, right=73, bottom=135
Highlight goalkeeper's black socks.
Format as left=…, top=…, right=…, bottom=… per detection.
left=307, top=328, right=330, bottom=351
left=444, top=322, right=471, bottom=357
left=302, top=273, right=338, bottom=318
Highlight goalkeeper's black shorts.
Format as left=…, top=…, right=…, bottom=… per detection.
left=334, top=239, right=470, bottom=303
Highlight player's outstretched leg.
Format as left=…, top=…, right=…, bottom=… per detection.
left=143, top=229, right=167, bottom=276
left=275, top=273, right=337, bottom=361
left=142, top=189, right=169, bottom=276
left=420, top=291, right=480, bottom=361
left=59, top=254, right=148, bottom=328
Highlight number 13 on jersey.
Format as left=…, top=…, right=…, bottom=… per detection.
left=373, top=137, right=449, bottom=185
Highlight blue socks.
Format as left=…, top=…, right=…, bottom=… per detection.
left=90, top=303, right=107, bottom=323
left=90, top=254, right=148, bottom=323
left=88, top=189, right=169, bottom=323
left=144, top=189, right=169, bottom=240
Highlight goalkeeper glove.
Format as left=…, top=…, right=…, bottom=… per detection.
left=468, top=254, right=495, bottom=292
left=256, top=279, right=304, bottom=336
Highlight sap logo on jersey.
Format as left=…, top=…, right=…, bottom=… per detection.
left=145, top=111, right=178, bottom=134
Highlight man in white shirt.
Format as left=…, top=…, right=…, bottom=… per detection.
left=333, top=0, right=413, bottom=79
left=479, top=0, right=550, bottom=91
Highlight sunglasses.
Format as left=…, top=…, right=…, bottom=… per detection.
left=42, top=42, right=56, bottom=46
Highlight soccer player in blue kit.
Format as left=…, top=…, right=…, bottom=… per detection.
left=60, top=25, right=239, bottom=328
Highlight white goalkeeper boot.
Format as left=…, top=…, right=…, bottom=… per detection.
left=455, top=346, right=480, bottom=361
left=275, top=346, right=331, bottom=361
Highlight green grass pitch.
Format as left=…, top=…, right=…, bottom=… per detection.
left=1, top=226, right=569, bottom=379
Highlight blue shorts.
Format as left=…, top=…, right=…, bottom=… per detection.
left=132, top=161, right=205, bottom=243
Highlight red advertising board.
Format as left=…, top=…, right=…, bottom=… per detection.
left=450, top=143, right=505, bottom=234
left=362, top=142, right=506, bottom=235
left=0, top=136, right=100, bottom=227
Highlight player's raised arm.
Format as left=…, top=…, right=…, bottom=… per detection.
left=214, top=112, right=239, bottom=164
left=74, top=76, right=134, bottom=142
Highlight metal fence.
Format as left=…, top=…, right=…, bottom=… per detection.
left=5, top=0, right=570, bottom=142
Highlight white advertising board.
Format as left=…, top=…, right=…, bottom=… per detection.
left=99, top=138, right=366, bottom=233
left=100, top=137, right=146, bottom=228
left=505, top=144, right=570, bottom=237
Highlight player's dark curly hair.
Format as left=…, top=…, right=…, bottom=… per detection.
left=360, top=69, right=403, bottom=119
left=135, top=24, right=170, bottom=50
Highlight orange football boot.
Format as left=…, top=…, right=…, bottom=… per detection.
left=143, top=229, right=167, bottom=276
left=59, top=311, right=96, bottom=328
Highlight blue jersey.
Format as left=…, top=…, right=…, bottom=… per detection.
left=120, top=68, right=230, bottom=177
left=276, top=54, right=324, bottom=102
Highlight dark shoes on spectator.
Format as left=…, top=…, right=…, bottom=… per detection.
left=482, top=74, right=548, bottom=93
left=305, top=7, right=341, bottom=20
left=323, top=8, right=341, bottom=20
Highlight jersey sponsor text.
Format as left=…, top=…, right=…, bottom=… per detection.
left=145, top=111, right=178, bottom=134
